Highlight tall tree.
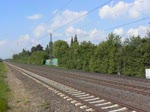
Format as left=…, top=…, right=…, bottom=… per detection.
left=36, top=44, right=43, bottom=51
left=79, top=41, right=96, bottom=71
left=107, top=33, right=121, bottom=74
left=74, top=34, right=79, bottom=45
left=53, top=40, right=69, bottom=66
left=31, top=46, right=36, bottom=53
left=71, top=37, right=73, bottom=47
left=45, top=45, right=50, bottom=54
left=31, top=44, right=43, bottom=53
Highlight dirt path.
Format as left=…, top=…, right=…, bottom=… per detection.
left=6, top=64, right=83, bottom=112
left=7, top=65, right=44, bottom=112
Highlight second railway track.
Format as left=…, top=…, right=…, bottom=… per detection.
left=16, top=63, right=150, bottom=96
left=47, top=69, right=150, bottom=96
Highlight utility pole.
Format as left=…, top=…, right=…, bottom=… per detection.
left=49, top=33, right=53, bottom=65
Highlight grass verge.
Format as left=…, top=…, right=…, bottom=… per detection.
left=0, top=62, right=9, bottom=112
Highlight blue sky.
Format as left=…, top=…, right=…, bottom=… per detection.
left=0, top=0, right=150, bottom=59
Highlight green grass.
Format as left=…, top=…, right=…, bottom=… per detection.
left=0, top=62, right=9, bottom=112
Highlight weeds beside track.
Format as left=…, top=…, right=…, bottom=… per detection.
left=0, top=62, right=9, bottom=112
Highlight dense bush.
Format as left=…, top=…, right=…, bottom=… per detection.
left=53, top=33, right=150, bottom=77
left=13, top=33, right=150, bottom=77
left=29, top=51, right=49, bottom=65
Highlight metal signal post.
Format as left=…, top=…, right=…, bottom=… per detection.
left=49, top=34, right=53, bottom=64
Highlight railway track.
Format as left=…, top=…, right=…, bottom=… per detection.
left=17, top=64, right=150, bottom=96
left=46, top=69, right=150, bottom=96
left=6, top=62, right=148, bottom=112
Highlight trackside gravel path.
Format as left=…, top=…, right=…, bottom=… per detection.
left=6, top=63, right=84, bottom=112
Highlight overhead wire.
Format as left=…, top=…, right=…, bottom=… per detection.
left=35, top=0, right=74, bottom=41
left=21, top=0, right=150, bottom=51
left=18, top=0, right=73, bottom=52
left=45, top=0, right=73, bottom=23
left=30, top=0, right=150, bottom=41
left=31, top=0, right=74, bottom=39
left=75, top=17, right=150, bottom=38
left=30, top=0, right=73, bottom=39
left=37, top=0, right=112, bottom=40
left=104, top=17, right=150, bottom=31
left=52, top=0, right=112, bottom=32
left=26, top=0, right=73, bottom=40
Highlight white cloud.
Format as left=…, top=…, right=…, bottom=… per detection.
left=89, top=29, right=106, bottom=44
left=50, top=10, right=87, bottom=30
left=65, top=25, right=148, bottom=45
left=17, top=34, right=40, bottom=48
left=129, top=0, right=150, bottom=18
left=127, top=25, right=148, bottom=37
left=33, top=23, right=47, bottom=38
left=65, top=26, right=106, bottom=44
left=113, top=28, right=124, bottom=35
left=0, top=35, right=33, bottom=59
left=1, top=34, right=41, bottom=59
left=32, top=10, right=88, bottom=39
left=18, top=34, right=30, bottom=43
left=19, top=34, right=38, bottom=47
left=66, top=26, right=87, bottom=37
left=99, top=0, right=150, bottom=20
left=12, top=34, right=40, bottom=53
left=0, top=39, right=8, bottom=46
left=99, top=1, right=130, bottom=20
left=27, top=14, right=42, bottom=20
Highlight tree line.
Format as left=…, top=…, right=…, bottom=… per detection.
left=13, top=44, right=49, bottom=65
left=13, top=32, right=150, bottom=78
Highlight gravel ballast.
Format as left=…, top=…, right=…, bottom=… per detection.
left=6, top=62, right=150, bottom=111
left=6, top=64, right=84, bottom=112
